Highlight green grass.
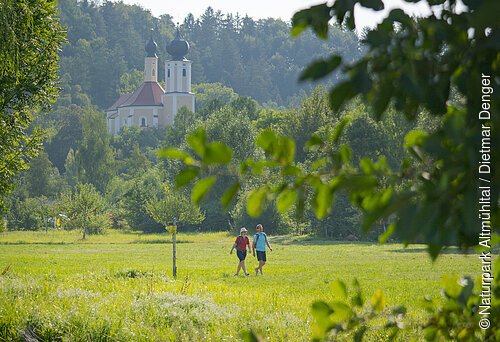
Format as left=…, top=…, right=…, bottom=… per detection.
left=0, top=230, right=479, bottom=341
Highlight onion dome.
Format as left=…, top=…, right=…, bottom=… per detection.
left=145, top=30, right=157, bottom=57
left=166, top=28, right=189, bottom=60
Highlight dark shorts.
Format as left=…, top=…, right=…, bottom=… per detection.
left=236, top=250, right=247, bottom=261
left=256, top=251, right=266, bottom=262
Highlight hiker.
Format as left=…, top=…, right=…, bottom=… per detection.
left=230, top=227, right=251, bottom=276
left=252, top=224, right=272, bottom=275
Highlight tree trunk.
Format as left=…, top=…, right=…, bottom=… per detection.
left=172, top=232, right=177, bottom=278
left=83, top=207, right=87, bottom=240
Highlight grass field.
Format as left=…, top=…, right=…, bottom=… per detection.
left=0, top=230, right=478, bottom=341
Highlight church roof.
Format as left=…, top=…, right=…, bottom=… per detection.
left=106, top=92, right=133, bottom=113
left=116, top=81, right=165, bottom=109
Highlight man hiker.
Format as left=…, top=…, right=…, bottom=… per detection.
left=252, top=224, right=272, bottom=275
left=230, top=227, right=251, bottom=276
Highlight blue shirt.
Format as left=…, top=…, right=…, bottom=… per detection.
left=253, top=232, right=267, bottom=252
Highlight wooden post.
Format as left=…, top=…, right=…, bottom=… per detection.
left=83, top=207, right=87, bottom=240
left=172, top=218, right=177, bottom=278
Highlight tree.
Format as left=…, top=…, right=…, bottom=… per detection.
left=0, top=0, right=65, bottom=210
left=76, top=105, right=115, bottom=192
left=120, top=168, right=163, bottom=232
left=57, top=183, right=109, bottom=239
left=146, top=183, right=204, bottom=229
left=167, top=0, right=498, bottom=256
left=192, top=83, right=238, bottom=118
left=161, top=1, right=499, bottom=339
left=117, top=69, right=143, bottom=95
left=7, top=196, right=52, bottom=231
left=291, top=0, right=499, bottom=256
left=146, top=183, right=204, bottom=278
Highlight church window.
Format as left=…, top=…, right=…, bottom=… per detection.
left=167, top=69, right=170, bottom=78
left=152, top=68, right=155, bottom=77
left=183, top=69, right=186, bottom=77
left=140, top=117, right=147, bottom=127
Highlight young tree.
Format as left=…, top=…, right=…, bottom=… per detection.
left=0, top=0, right=65, bottom=210
left=57, top=183, right=109, bottom=239
left=146, top=183, right=204, bottom=230
left=146, top=183, right=204, bottom=278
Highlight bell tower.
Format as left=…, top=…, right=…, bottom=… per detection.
left=144, top=30, right=158, bottom=83
left=163, top=28, right=195, bottom=120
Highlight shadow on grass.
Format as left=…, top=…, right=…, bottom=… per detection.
left=389, top=247, right=475, bottom=255
left=272, top=235, right=374, bottom=246
left=0, top=241, right=69, bottom=245
left=0, top=240, right=193, bottom=245
left=129, top=239, right=192, bottom=244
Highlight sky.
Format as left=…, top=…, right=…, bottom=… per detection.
left=117, top=0, right=434, bottom=31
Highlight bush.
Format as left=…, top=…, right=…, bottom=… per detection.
left=6, top=196, right=51, bottom=231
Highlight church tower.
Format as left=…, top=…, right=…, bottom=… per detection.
left=163, top=29, right=195, bottom=119
left=144, top=31, right=158, bottom=82
left=106, top=29, right=196, bottom=134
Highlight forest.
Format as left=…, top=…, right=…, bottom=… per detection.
left=0, top=0, right=487, bottom=243
left=1, top=0, right=499, bottom=340
left=2, top=0, right=432, bottom=238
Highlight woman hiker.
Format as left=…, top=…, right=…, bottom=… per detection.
left=230, top=227, right=251, bottom=276
left=252, top=223, right=272, bottom=275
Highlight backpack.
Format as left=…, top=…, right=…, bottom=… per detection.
left=255, top=232, right=267, bottom=245
left=236, top=235, right=248, bottom=249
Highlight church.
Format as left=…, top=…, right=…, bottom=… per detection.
left=106, top=30, right=195, bottom=134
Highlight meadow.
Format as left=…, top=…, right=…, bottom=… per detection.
left=0, top=230, right=478, bottom=341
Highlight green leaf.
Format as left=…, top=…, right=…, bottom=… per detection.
left=341, top=175, right=377, bottom=192
left=359, top=158, right=374, bottom=175
left=277, top=137, right=296, bottom=164
left=392, top=305, right=407, bottom=316
left=428, top=244, right=442, bottom=261
left=427, top=0, right=446, bottom=5
left=204, top=142, right=233, bottom=165
left=306, top=134, right=324, bottom=150
left=371, top=80, right=393, bottom=119
left=157, top=148, right=190, bottom=161
left=339, top=144, right=351, bottom=163
left=359, top=0, right=384, bottom=11
left=330, top=118, right=350, bottom=143
left=186, top=128, right=207, bottom=158
left=440, top=274, right=461, bottom=299
left=331, top=280, right=348, bottom=299
left=457, top=276, right=474, bottom=305
left=311, top=301, right=334, bottom=340
left=329, top=81, right=356, bottom=111
left=247, top=188, right=268, bottom=217
left=291, top=4, right=333, bottom=39
left=191, top=176, right=216, bottom=205
left=351, top=279, right=364, bottom=307
left=282, top=165, right=301, bottom=176
left=330, top=301, right=354, bottom=323
left=386, top=8, right=413, bottom=27
left=221, top=182, right=240, bottom=209
left=404, top=130, right=428, bottom=148
left=299, top=56, right=342, bottom=81
left=175, top=167, right=199, bottom=188
left=353, top=326, right=368, bottom=342
left=378, top=223, right=395, bottom=243
left=313, top=183, right=334, bottom=219
left=370, top=289, right=386, bottom=312
left=424, top=326, right=438, bottom=340
left=239, top=330, right=259, bottom=342
left=256, top=129, right=277, bottom=152
left=276, top=189, right=297, bottom=213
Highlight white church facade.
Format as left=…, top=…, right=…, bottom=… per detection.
left=106, top=30, right=195, bottom=134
